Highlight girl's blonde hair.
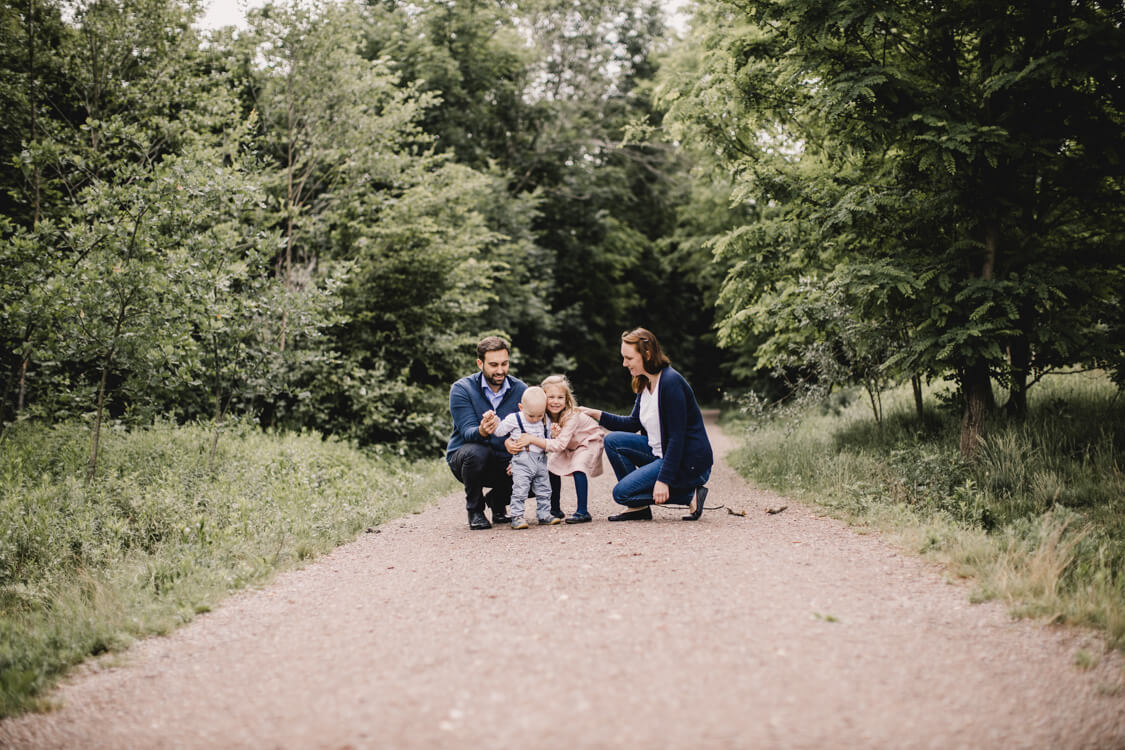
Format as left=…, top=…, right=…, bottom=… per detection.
left=540, top=374, right=577, bottom=425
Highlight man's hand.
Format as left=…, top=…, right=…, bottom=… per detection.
left=479, top=410, right=499, bottom=437
left=653, top=480, right=670, bottom=504
left=505, top=437, right=522, bottom=454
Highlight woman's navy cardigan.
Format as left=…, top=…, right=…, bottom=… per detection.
left=597, top=366, right=713, bottom=487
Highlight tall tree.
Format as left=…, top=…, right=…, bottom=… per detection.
left=511, top=0, right=702, bottom=396
left=0, top=0, right=70, bottom=227
left=0, top=0, right=310, bottom=474
left=360, top=0, right=560, bottom=386
left=0, top=0, right=73, bottom=417
left=243, top=0, right=539, bottom=450
left=0, top=0, right=243, bottom=423
left=250, top=0, right=414, bottom=350
left=365, top=0, right=718, bottom=400
left=663, top=0, right=1125, bottom=453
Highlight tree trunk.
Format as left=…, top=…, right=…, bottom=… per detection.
left=911, top=374, right=924, bottom=420
left=981, top=222, right=998, bottom=281
left=26, top=0, right=40, bottom=225
left=960, top=360, right=994, bottom=457
left=208, top=393, right=225, bottom=473
left=87, top=358, right=110, bottom=482
left=279, top=83, right=296, bottom=353
left=16, top=354, right=28, bottom=413
left=863, top=378, right=883, bottom=425
left=960, top=222, right=1000, bottom=456
left=1006, top=332, right=1030, bottom=418
left=88, top=306, right=125, bottom=481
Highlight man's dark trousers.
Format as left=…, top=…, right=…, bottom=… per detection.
left=448, top=442, right=512, bottom=518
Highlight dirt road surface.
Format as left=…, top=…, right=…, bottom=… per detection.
left=2, top=414, right=1124, bottom=749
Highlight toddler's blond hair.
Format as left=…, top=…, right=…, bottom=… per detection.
left=522, top=385, right=547, bottom=413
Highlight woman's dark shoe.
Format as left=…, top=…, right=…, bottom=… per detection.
left=682, top=486, right=708, bottom=521
left=469, top=510, right=492, bottom=530
left=565, top=512, right=592, bottom=524
left=608, top=507, right=653, bottom=522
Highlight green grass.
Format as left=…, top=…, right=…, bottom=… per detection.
left=724, top=371, right=1125, bottom=649
left=0, top=419, right=456, bottom=718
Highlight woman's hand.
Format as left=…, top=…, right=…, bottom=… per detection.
left=653, top=480, right=670, bottom=504
left=514, top=434, right=532, bottom=449
left=578, top=406, right=602, bottom=421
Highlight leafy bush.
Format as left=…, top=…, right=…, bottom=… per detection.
left=0, top=419, right=455, bottom=717
left=727, top=371, right=1125, bottom=648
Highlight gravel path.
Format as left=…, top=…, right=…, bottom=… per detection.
left=2, top=414, right=1124, bottom=749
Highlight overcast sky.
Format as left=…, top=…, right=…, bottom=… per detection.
left=198, top=0, right=689, bottom=33
left=198, top=0, right=263, bottom=30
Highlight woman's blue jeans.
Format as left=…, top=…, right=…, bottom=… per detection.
left=603, top=432, right=709, bottom=508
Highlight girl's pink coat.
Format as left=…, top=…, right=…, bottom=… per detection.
left=544, top=410, right=605, bottom=477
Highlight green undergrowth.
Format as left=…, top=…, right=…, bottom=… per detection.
left=0, top=419, right=456, bottom=718
left=725, top=371, right=1125, bottom=650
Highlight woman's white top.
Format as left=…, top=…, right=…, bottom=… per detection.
left=638, top=370, right=662, bottom=458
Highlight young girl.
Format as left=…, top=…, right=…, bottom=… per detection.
left=519, top=375, right=605, bottom=523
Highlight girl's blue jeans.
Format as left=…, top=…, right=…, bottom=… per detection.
left=603, top=432, right=710, bottom=508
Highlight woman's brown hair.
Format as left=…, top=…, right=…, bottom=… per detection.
left=622, top=327, right=670, bottom=394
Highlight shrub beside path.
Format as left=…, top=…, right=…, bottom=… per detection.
left=2, top=413, right=1124, bottom=749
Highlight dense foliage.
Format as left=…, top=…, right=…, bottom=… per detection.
left=1, top=0, right=1121, bottom=460
left=1, top=0, right=1123, bottom=715
left=660, top=0, right=1125, bottom=453
left=0, top=418, right=454, bottom=716
left=0, top=0, right=729, bottom=465
left=726, top=371, right=1125, bottom=649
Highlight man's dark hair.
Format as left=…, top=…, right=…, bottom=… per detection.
left=477, top=336, right=510, bottom=360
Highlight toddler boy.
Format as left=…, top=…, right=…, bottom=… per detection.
left=493, top=386, right=560, bottom=529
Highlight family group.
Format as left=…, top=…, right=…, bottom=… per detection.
left=445, top=329, right=713, bottom=530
